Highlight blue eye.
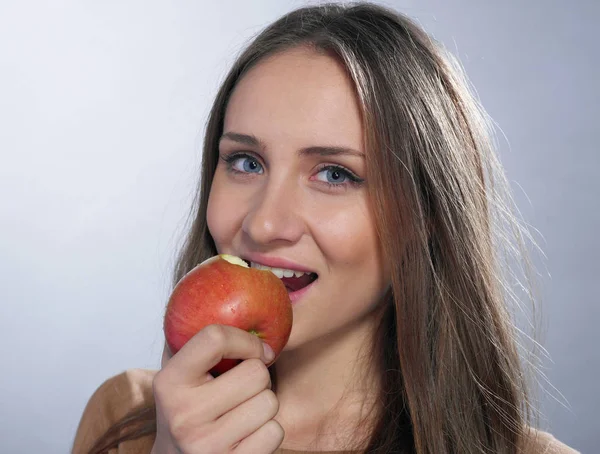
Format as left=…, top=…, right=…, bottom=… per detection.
left=224, top=154, right=264, bottom=174
left=315, top=166, right=352, bottom=185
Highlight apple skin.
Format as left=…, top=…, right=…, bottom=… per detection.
left=163, top=254, right=293, bottom=376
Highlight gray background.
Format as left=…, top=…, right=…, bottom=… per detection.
left=0, top=0, right=596, bottom=452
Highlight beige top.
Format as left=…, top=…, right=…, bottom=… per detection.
left=72, top=369, right=580, bottom=454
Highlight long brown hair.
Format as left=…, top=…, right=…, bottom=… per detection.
left=85, top=2, right=545, bottom=453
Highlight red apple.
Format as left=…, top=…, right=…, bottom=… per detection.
left=163, top=254, right=293, bottom=376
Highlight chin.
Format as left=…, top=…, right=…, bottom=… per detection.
left=280, top=328, right=302, bottom=352
left=278, top=323, right=316, bottom=353
left=278, top=317, right=331, bottom=353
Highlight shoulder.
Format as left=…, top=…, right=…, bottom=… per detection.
left=522, top=427, right=580, bottom=454
left=77, top=368, right=157, bottom=417
left=72, top=368, right=157, bottom=453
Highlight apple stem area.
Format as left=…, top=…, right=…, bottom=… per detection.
left=248, top=329, right=262, bottom=338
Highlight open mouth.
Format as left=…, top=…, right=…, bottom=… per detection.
left=241, top=258, right=318, bottom=293
left=280, top=272, right=318, bottom=293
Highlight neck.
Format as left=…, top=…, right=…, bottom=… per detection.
left=272, top=314, right=380, bottom=451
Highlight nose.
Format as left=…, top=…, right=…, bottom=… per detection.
left=241, top=178, right=305, bottom=247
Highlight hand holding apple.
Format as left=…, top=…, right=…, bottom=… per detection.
left=152, top=324, right=284, bottom=453
left=163, top=254, right=293, bottom=376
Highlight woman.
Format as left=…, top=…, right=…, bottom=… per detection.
left=72, top=2, right=578, bottom=453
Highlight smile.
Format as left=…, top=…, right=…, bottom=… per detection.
left=249, top=261, right=318, bottom=293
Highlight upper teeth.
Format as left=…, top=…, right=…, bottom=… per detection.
left=250, top=262, right=308, bottom=279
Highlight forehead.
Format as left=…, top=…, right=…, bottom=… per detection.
left=223, top=47, right=364, bottom=150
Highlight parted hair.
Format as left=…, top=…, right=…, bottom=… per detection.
left=84, top=2, right=544, bottom=453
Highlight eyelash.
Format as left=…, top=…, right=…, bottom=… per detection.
left=220, top=152, right=364, bottom=190
left=220, top=152, right=261, bottom=176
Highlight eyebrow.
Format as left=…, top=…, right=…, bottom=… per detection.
left=220, top=132, right=365, bottom=158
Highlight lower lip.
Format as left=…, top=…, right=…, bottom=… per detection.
left=287, top=278, right=317, bottom=304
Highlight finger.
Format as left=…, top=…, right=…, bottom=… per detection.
left=215, top=388, right=280, bottom=450
left=200, top=358, right=272, bottom=421
left=233, top=419, right=285, bottom=454
left=159, top=324, right=271, bottom=387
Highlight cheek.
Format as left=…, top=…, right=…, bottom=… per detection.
left=206, top=174, right=242, bottom=248
left=315, top=201, right=383, bottom=278
left=297, top=201, right=388, bottom=340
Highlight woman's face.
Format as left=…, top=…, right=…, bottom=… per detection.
left=207, top=47, right=389, bottom=350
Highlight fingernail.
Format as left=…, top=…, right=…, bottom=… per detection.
left=262, top=342, right=275, bottom=362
